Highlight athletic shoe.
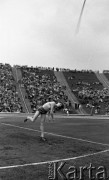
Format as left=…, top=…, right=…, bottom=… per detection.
left=40, top=137, right=47, bottom=142
left=24, top=118, right=28, bottom=122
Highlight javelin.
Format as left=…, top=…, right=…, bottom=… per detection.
left=75, top=0, right=87, bottom=34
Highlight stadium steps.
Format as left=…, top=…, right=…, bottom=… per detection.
left=12, top=66, right=31, bottom=113
left=54, top=71, right=85, bottom=114
left=95, top=72, right=109, bottom=91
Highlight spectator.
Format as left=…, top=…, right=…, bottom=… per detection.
left=20, top=66, right=71, bottom=113
left=0, top=64, right=23, bottom=112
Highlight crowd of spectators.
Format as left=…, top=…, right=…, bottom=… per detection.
left=63, top=70, right=109, bottom=114
left=73, top=81, right=109, bottom=114
left=103, top=70, right=109, bottom=74
left=1, top=62, right=107, bottom=114
left=20, top=66, right=71, bottom=112
left=1, top=63, right=109, bottom=114
left=59, top=69, right=94, bottom=73
left=78, top=86, right=109, bottom=103
left=0, top=63, right=23, bottom=112
left=16, top=65, right=95, bottom=73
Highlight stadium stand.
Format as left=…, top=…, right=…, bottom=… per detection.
left=63, top=70, right=109, bottom=115
left=54, top=70, right=82, bottom=114
left=20, top=66, right=72, bottom=113
left=1, top=63, right=109, bottom=115
left=0, top=63, right=23, bottom=112
left=103, top=71, right=109, bottom=85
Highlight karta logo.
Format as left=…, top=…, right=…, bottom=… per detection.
left=48, top=162, right=108, bottom=180
left=48, top=162, right=66, bottom=180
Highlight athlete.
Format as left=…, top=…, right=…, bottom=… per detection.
left=24, top=101, right=63, bottom=141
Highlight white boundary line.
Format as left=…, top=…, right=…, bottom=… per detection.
left=2, top=122, right=109, bottom=147
left=0, top=113, right=109, bottom=120
left=0, top=149, right=109, bottom=170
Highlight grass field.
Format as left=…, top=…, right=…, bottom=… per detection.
left=0, top=114, right=109, bottom=180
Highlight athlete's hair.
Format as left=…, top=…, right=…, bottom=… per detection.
left=56, top=102, right=64, bottom=110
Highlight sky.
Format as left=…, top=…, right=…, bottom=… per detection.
left=0, top=0, right=109, bottom=72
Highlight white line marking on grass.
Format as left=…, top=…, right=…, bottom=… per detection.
left=1, top=113, right=109, bottom=119
left=2, top=123, right=109, bottom=147
left=0, top=149, right=109, bottom=170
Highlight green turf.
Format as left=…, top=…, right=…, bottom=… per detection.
left=0, top=115, right=109, bottom=179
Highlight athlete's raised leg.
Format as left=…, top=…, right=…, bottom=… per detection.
left=24, top=110, right=40, bottom=122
